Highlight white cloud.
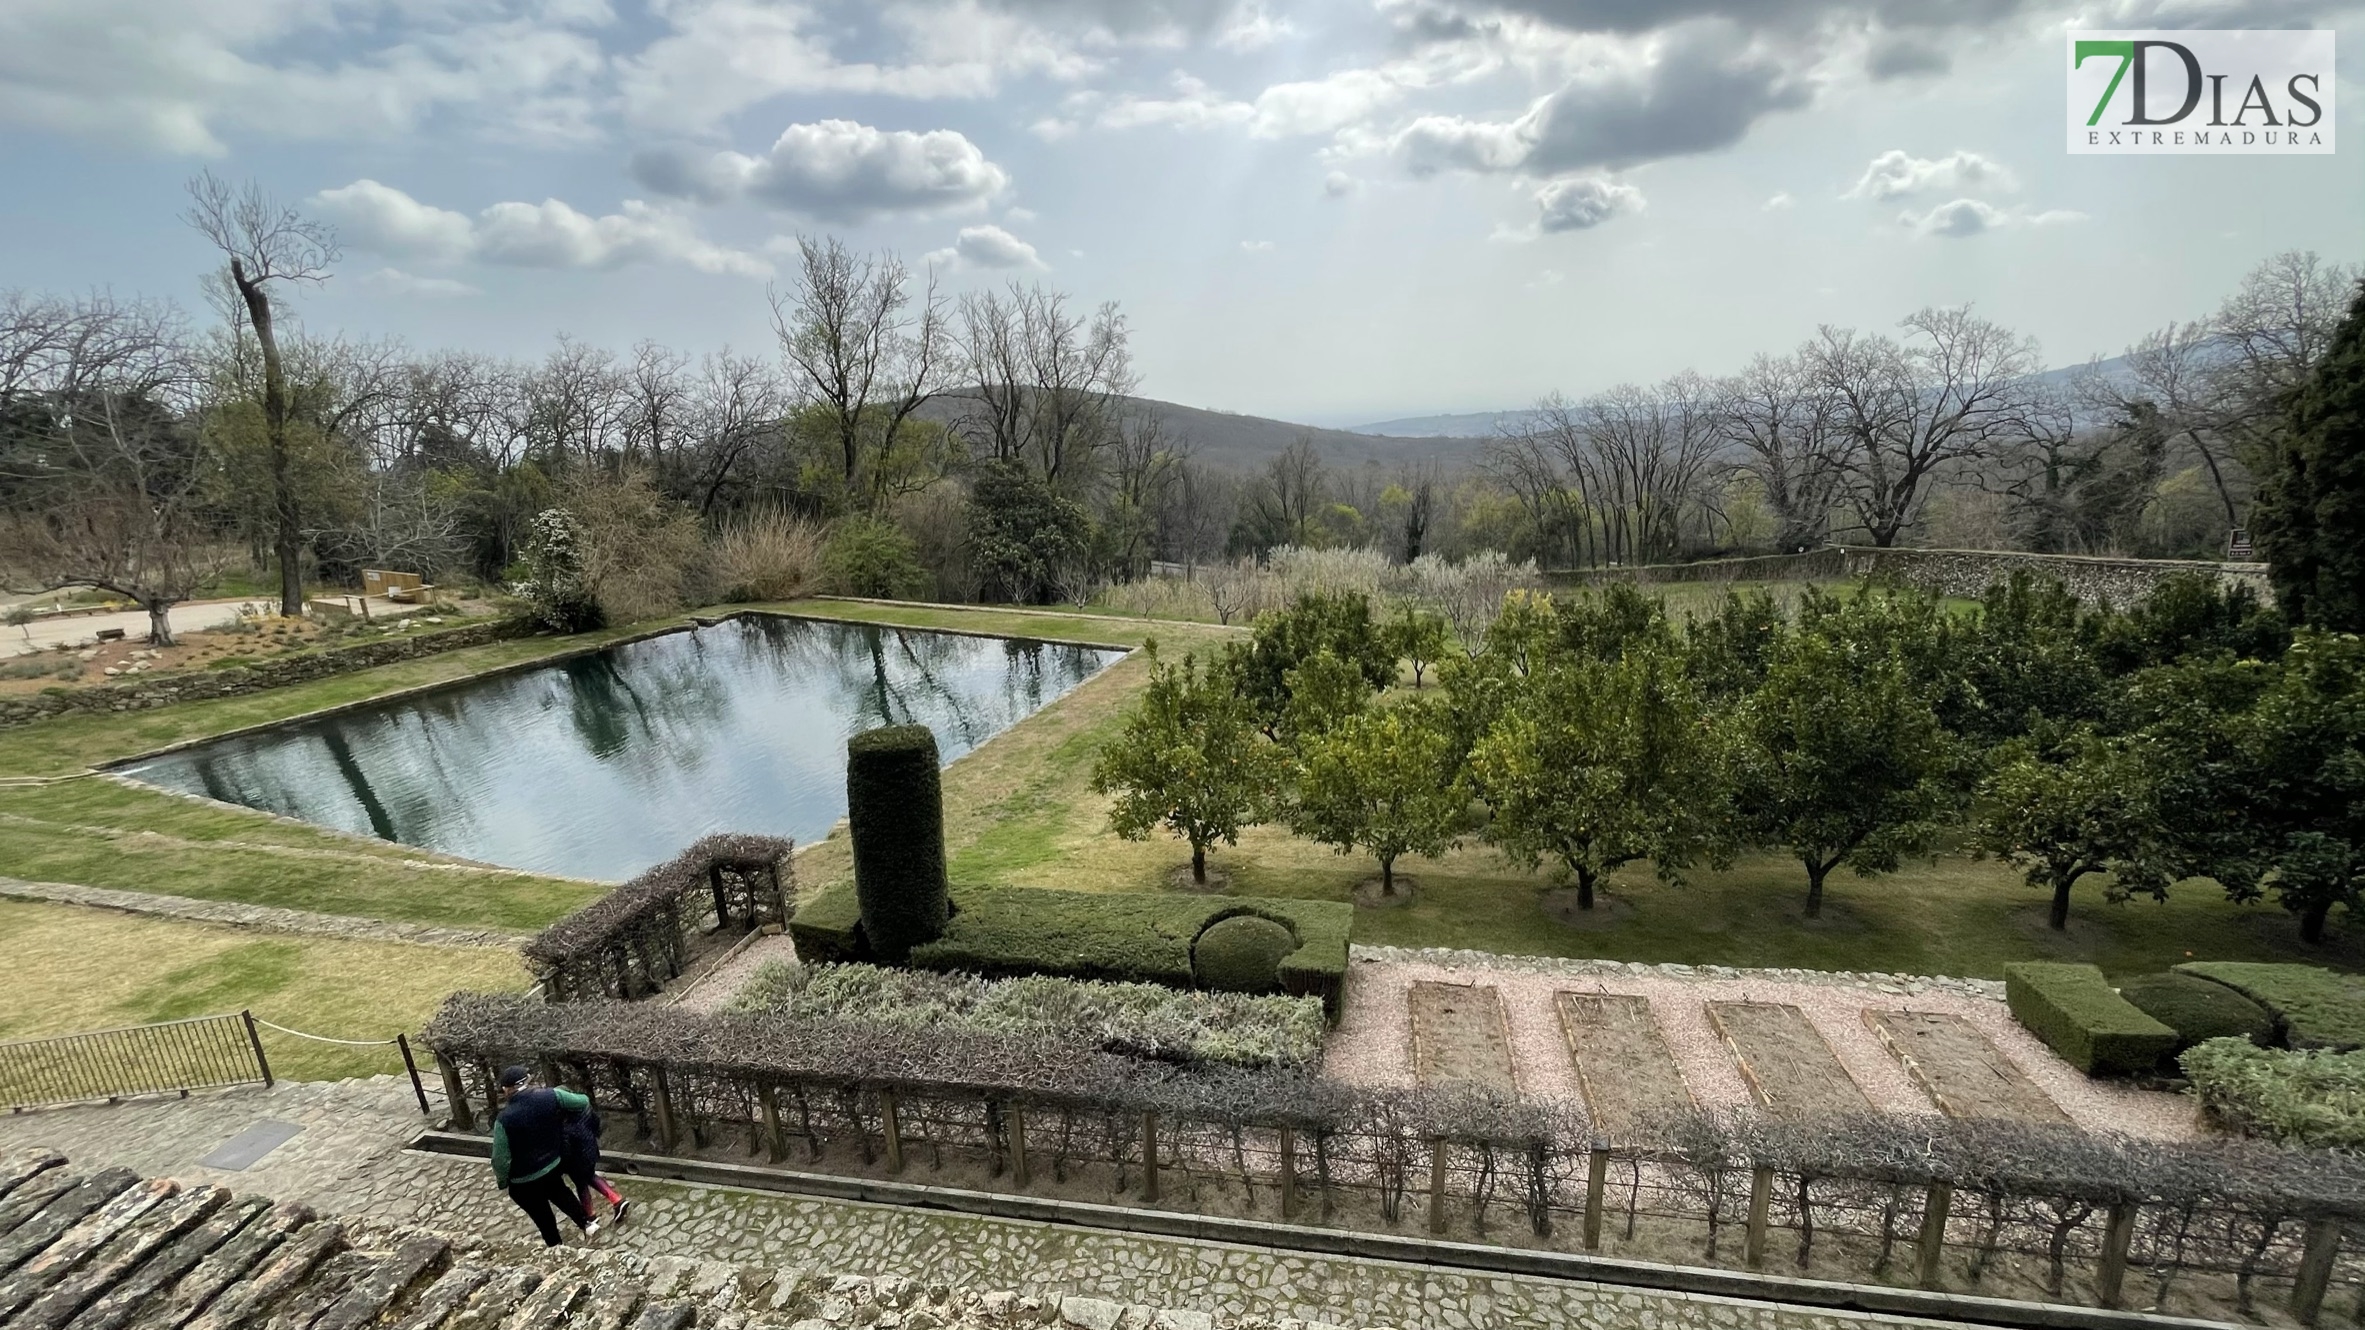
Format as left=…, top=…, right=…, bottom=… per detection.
left=1762, top=191, right=1794, bottom=210
left=358, top=267, right=481, bottom=298
left=1534, top=175, right=1644, bottom=232
left=1240, top=238, right=1276, bottom=252
left=925, top=224, right=1047, bottom=270
left=1898, top=198, right=2088, bottom=238
left=312, top=180, right=771, bottom=277
left=1845, top=149, right=2016, bottom=201
left=632, top=121, right=1010, bottom=220
left=1323, top=170, right=1359, bottom=198
left=0, top=0, right=609, bottom=154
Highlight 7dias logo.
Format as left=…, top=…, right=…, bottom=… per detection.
left=2068, top=30, right=2334, bottom=153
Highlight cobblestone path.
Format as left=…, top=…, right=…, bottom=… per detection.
left=0, top=1079, right=1961, bottom=1330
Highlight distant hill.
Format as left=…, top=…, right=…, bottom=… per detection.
left=1346, top=410, right=1535, bottom=438
left=922, top=393, right=1483, bottom=472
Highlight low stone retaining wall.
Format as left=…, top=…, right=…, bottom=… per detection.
left=0, top=874, right=529, bottom=949
left=1558, top=546, right=2272, bottom=609
left=0, top=616, right=536, bottom=729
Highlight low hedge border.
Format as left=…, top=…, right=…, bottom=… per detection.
left=729, top=960, right=1327, bottom=1070
left=2183, top=1037, right=2365, bottom=1151
left=790, top=880, right=1352, bottom=1020
left=526, top=832, right=796, bottom=999
left=2174, top=962, right=2365, bottom=1052
left=2003, top=962, right=2177, bottom=1075
left=2116, top=972, right=2274, bottom=1054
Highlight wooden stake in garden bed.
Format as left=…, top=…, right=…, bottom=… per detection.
left=1916, top=1182, right=1953, bottom=1289
left=1583, top=1141, right=1609, bottom=1250
left=1141, top=1112, right=1160, bottom=1203
left=1010, top=1106, right=1030, bottom=1188
left=1428, top=1142, right=1449, bottom=1234
left=758, top=1085, right=785, bottom=1164
left=1278, top=1128, right=1296, bottom=1219
left=1745, top=1166, right=1774, bottom=1268
left=881, top=1092, right=905, bottom=1174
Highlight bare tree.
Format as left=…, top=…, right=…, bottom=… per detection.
left=1716, top=352, right=1848, bottom=552
left=771, top=236, right=949, bottom=508
left=184, top=171, right=339, bottom=615
left=952, top=283, right=1133, bottom=487
left=1812, top=307, right=2039, bottom=547
left=0, top=298, right=221, bottom=644
left=684, top=350, right=788, bottom=516
left=1159, top=459, right=1234, bottom=574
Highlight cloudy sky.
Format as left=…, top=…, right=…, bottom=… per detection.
left=0, top=0, right=2357, bottom=424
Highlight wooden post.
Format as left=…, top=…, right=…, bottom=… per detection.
left=1010, top=1106, right=1030, bottom=1188
left=240, top=1011, right=273, bottom=1089
left=396, top=1035, right=431, bottom=1117
left=435, top=1053, right=473, bottom=1131
left=2292, top=1218, right=2343, bottom=1326
left=2096, top=1201, right=2138, bottom=1308
left=758, top=1085, right=785, bottom=1163
left=1744, top=1166, right=1774, bottom=1269
left=1141, top=1112, right=1160, bottom=1203
left=1279, top=1127, right=1297, bottom=1220
left=1915, top=1182, right=1953, bottom=1289
left=651, top=1066, right=679, bottom=1153
left=881, top=1092, right=905, bottom=1174
left=1583, top=1142, right=1610, bottom=1251
left=1427, top=1141, right=1449, bottom=1235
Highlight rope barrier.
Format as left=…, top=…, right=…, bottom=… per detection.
left=247, top=1016, right=403, bottom=1047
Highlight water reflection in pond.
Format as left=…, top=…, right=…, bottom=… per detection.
left=124, top=617, right=1126, bottom=880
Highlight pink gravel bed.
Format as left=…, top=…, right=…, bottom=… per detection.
left=1324, top=955, right=2200, bottom=1141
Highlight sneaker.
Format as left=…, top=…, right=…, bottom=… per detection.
left=611, top=1198, right=632, bottom=1228
left=580, top=1221, right=602, bottom=1245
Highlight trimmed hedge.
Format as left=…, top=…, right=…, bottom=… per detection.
left=2117, top=972, right=2274, bottom=1054
left=791, top=879, right=1352, bottom=1019
left=523, top=832, right=795, bottom=999
left=729, top=960, right=1326, bottom=1070
left=2176, top=962, right=2365, bottom=1051
left=2004, top=962, right=2178, bottom=1075
left=2183, top=1037, right=2365, bottom=1151
left=846, top=724, right=950, bottom=963
left=1193, top=915, right=1297, bottom=993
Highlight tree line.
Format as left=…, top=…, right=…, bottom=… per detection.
left=0, top=170, right=2354, bottom=639
left=1091, top=570, right=2363, bottom=943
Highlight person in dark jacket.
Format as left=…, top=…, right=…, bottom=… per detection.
left=561, top=1103, right=630, bottom=1225
left=490, top=1065, right=599, bottom=1246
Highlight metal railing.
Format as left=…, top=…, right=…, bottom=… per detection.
left=0, top=1010, right=272, bottom=1111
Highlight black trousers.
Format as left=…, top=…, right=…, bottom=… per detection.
left=507, top=1170, right=592, bottom=1245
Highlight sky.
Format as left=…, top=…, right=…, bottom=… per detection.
left=0, top=0, right=2358, bottom=425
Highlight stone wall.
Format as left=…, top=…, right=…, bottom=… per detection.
left=0, top=616, right=536, bottom=730
left=1560, top=545, right=2273, bottom=609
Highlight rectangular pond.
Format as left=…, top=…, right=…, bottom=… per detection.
left=121, top=616, right=1127, bottom=881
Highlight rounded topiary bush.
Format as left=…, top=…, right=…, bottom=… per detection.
left=1192, top=913, right=1298, bottom=994
left=847, top=723, right=949, bottom=963
left=2120, top=971, right=2276, bottom=1054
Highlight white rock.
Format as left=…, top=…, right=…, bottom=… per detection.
left=1153, top=1312, right=1214, bottom=1330
left=1061, top=1296, right=1124, bottom=1330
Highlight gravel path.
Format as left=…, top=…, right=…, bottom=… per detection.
left=673, top=929, right=800, bottom=1013
left=1324, top=954, right=2200, bottom=1141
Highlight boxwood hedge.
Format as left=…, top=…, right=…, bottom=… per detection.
left=2004, top=961, right=2179, bottom=1075
left=791, top=879, right=1352, bottom=1019
left=2176, top=962, right=2365, bottom=1051
left=2117, top=971, right=2275, bottom=1054
left=2183, top=1037, right=2365, bottom=1151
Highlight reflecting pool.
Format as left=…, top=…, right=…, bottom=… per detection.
left=123, top=616, right=1125, bottom=880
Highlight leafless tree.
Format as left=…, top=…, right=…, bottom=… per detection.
left=952, top=283, right=1132, bottom=487
left=684, top=351, right=788, bottom=516
left=1811, top=307, right=2039, bottom=547
left=1159, top=459, right=1235, bottom=574
left=184, top=170, right=339, bottom=615
left=772, top=236, right=949, bottom=508
left=622, top=341, right=692, bottom=477
left=525, top=336, right=629, bottom=470
left=1715, top=352, right=1848, bottom=553
left=1103, top=404, right=1185, bottom=579
left=0, top=298, right=221, bottom=644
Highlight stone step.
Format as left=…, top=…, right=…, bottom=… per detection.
left=0, top=1175, right=178, bottom=1320
left=13, top=1185, right=229, bottom=1330
left=64, top=1195, right=273, bottom=1330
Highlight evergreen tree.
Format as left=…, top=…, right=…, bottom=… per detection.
left=1289, top=698, right=1465, bottom=898
left=1091, top=644, right=1284, bottom=885
left=2255, top=280, right=2365, bottom=630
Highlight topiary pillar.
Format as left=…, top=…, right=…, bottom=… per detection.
left=846, top=723, right=950, bottom=963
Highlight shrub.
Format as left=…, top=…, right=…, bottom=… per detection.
left=2176, top=962, right=2365, bottom=1051
left=1192, top=914, right=1298, bottom=993
left=569, top=472, right=710, bottom=625
left=2118, top=972, right=2275, bottom=1054
left=729, top=961, right=1325, bottom=1070
left=2183, top=1037, right=2365, bottom=1150
left=790, top=880, right=1353, bottom=1019
left=845, top=724, right=949, bottom=964
left=2004, top=962, right=2179, bottom=1075
left=523, top=833, right=795, bottom=1000
left=822, top=516, right=929, bottom=599
left=516, top=508, right=601, bottom=632
left=712, top=511, right=825, bottom=603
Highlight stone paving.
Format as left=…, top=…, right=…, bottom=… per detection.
left=0, top=1079, right=1966, bottom=1330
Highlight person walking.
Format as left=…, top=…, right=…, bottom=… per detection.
left=561, top=1101, right=631, bottom=1226
left=490, top=1065, right=600, bottom=1246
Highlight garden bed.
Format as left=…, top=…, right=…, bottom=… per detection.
left=1554, top=991, right=1692, bottom=1135
left=1706, top=1001, right=1872, bottom=1118
left=1407, top=981, right=1518, bottom=1091
left=1863, top=1009, right=2067, bottom=1123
